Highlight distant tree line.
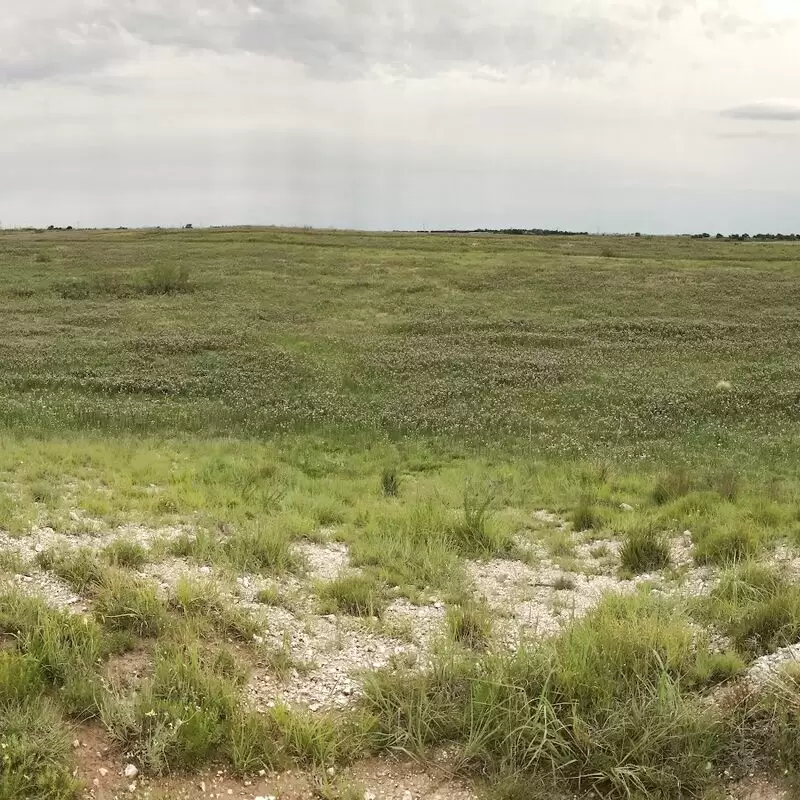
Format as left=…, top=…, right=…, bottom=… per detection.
left=691, top=232, right=800, bottom=241
left=423, top=228, right=590, bottom=236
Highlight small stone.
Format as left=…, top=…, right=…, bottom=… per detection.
left=98, top=768, right=109, bottom=777
left=128, top=783, right=137, bottom=793
left=199, top=781, right=206, bottom=792
left=620, top=503, right=634, bottom=512
left=326, top=766, right=336, bottom=777
left=402, top=791, right=414, bottom=800
left=199, top=566, right=212, bottom=575
left=309, top=702, right=321, bottom=712
left=93, top=778, right=100, bottom=788
left=228, top=791, right=233, bottom=796
left=258, top=769, right=266, bottom=777
left=72, top=739, right=80, bottom=748
left=124, top=764, right=139, bottom=779
left=364, top=793, right=377, bottom=800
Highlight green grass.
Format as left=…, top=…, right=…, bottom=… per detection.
left=363, top=592, right=728, bottom=798
left=620, top=526, right=671, bottom=574
left=317, top=574, right=389, bottom=618
left=5, top=229, right=800, bottom=795
left=445, top=602, right=492, bottom=650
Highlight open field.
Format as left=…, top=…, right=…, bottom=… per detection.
left=2, top=228, right=800, bottom=799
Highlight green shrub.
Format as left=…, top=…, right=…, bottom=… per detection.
left=620, top=527, right=671, bottom=574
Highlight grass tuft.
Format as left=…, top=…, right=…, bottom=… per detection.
left=317, top=574, right=388, bottom=618
left=620, top=527, right=671, bottom=574
left=446, top=602, right=492, bottom=650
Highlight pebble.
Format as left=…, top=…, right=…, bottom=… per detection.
left=124, top=764, right=139, bottom=779
left=98, top=768, right=109, bottom=777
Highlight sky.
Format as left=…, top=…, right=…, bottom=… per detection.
left=2, top=1, right=800, bottom=233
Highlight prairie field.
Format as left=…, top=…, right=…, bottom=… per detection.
left=3, top=227, right=800, bottom=800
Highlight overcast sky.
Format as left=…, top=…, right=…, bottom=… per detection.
left=2, top=1, right=799, bottom=233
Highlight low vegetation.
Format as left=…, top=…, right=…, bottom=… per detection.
left=3, top=228, right=800, bottom=797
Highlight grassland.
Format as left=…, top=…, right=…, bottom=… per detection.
left=2, top=227, right=800, bottom=799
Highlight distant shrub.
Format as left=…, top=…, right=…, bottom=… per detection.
left=599, top=244, right=617, bottom=258
left=620, top=527, right=671, bottom=574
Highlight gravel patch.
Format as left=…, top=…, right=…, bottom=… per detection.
left=747, top=642, right=800, bottom=688
left=295, top=541, right=350, bottom=580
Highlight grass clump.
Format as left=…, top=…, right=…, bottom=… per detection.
left=446, top=602, right=492, bottom=650
left=102, top=642, right=244, bottom=775
left=0, top=590, right=106, bottom=718
left=93, top=570, right=168, bottom=637
left=226, top=525, right=298, bottom=574
left=103, top=539, right=148, bottom=569
left=693, top=562, right=800, bottom=657
left=36, top=546, right=103, bottom=594
left=449, top=482, right=513, bottom=557
left=692, top=523, right=763, bottom=566
left=652, top=468, right=693, bottom=505
left=141, top=263, right=191, bottom=295
left=363, top=592, right=726, bottom=799
left=620, top=527, right=671, bottom=574
left=571, top=494, right=600, bottom=532
left=380, top=467, right=400, bottom=498
left=0, top=699, right=82, bottom=800
left=317, top=574, right=388, bottom=618
left=171, top=577, right=260, bottom=641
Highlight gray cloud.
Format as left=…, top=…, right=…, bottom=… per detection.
left=722, top=99, right=800, bottom=120
left=0, top=0, right=775, bottom=85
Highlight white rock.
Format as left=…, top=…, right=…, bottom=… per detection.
left=72, top=739, right=80, bottom=749
left=128, top=783, right=137, bottom=793
left=92, top=778, right=100, bottom=788
left=364, top=793, right=377, bottom=800
left=98, top=768, right=109, bottom=777
left=124, top=763, right=139, bottom=779
left=199, top=566, right=212, bottom=575
left=402, top=792, right=414, bottom=800
left=620, top=503, right=634, bottom=512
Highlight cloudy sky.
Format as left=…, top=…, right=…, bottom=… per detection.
left=2, top=1, right=799, bottom=233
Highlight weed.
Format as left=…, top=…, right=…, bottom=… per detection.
left=709, top=469, right=740, bottom=501
left=225, top=524, right=299, bottom=574
left=620, top=527, right=671, bottom=574
left=552, top=574, right=576, bottom=591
